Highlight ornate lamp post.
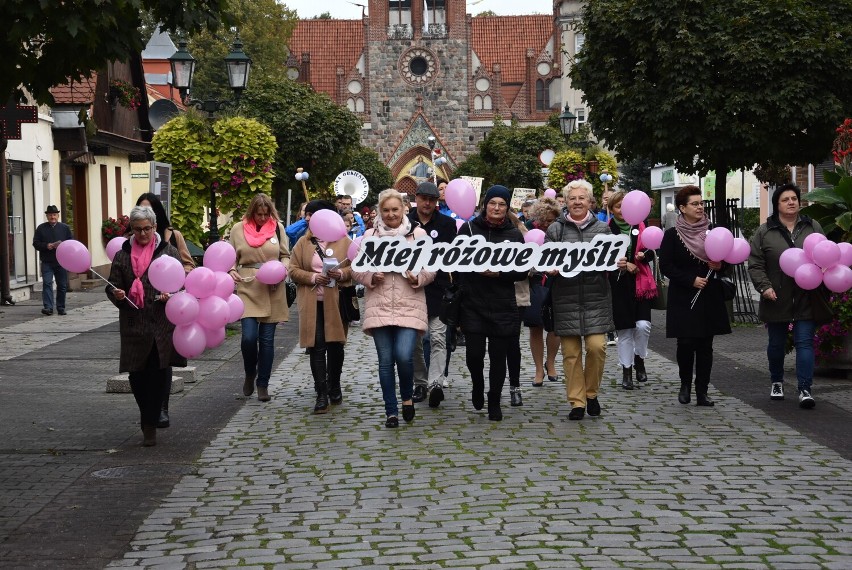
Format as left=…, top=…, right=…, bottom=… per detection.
left=558, top=103, right=597, bottom=154
left=169, top=36, right=252, bottom=246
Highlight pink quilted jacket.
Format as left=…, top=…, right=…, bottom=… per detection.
left=352, top=225, right=435, bottom=335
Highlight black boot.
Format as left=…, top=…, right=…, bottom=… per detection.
left=471, top=374, right=485, bottom=410
left=634, top=355, right=648, bottom=383
left=510, top=387, right=523, bottom=407
left=314, top=382, right=330, bottom=414
left=327, top=343, right=344, bottom=404
left=157, top=373, right=171, bottom=428
left=621, top=366, right=634, bottom=390
left=678, top=381, right=692, bottom=404
left=487, top=391, right=502, bottom=421
left=696, top=394, right=715, bottom=407
left=695, top=376, right=714, bottom=406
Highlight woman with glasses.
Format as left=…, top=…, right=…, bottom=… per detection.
left=458, top=185, right=527, bottom=421
left=106, top=206, right=186, bottom=447
left=660, top=185, right=731, bottom=407
left=546, top=180, right=614, bottom=421
left=228, top=194, right=290, bottom=402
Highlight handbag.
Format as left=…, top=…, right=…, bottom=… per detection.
left=285, top=279, right=297, bottom=307
left=651, top=260, right=668, bottom=310
left=338, top=285, right=360, bottom=322
left=719, top=275, right=736, bottom=301
left=540, top=276, right=555, bottom=332
left=439, top=275, right=462, bottom=327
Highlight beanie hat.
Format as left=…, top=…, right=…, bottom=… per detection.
left=484, top=185, right=511, bottom=206
left=305, top=200, right=336, bottom=215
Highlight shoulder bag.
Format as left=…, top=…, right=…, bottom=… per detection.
left=439, top=274, right=463, bottom=327
left=651, top=259, right=668, bottom=310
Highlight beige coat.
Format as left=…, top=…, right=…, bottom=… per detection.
left=164, top=227, right=196, bottom=273
left=289, top=231, right=352, bottom=347
left=229, top=221, right=290, bottom=323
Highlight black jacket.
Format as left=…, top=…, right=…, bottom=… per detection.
left=608, top=219, right=656, bottom=330
left=408, top=208, right=458, bottom=317
left=458, top=214, right=526, bottom=336
left=33, top=222, right=74, bottom=264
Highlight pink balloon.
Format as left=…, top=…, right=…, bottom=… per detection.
left=543, top=188, right=557, bottom=198
left=640, top=226, right=664, bottom=250
left=203, top=241, right=237, bottom=273
left=455, top=219, right=464, bottom=230
left=255, top=260, right=287, bottom=285
left=184, top=266, right=215, bottom=298
left=823, top=263, right=852, bottom=293
left=704, top=227, right=734, bottom=262
left=723, top=237, right=751, bottom=265
left=794, top=263, right=823, bottom=290
left=779, top=248, right=808, bottom=277
left=803, top=233, right=826, bottom=261
left=105, top=237, right=126, bottom=262
left=347, top=236, right=363, bottom=262
left=838, top=241, right=852, bottom=267
left=165, top=291, right=200, bottom=326
left=525, top=228, right=546, bottom=245
left=197, top=295, right=230, bottom=330
left=445, top=179, right=476, bottom=219
left=212, top=271, right=235, bottom=299
left=56, top=240, right=92, bottom=273
left=148, top=255, right=185, bottom=293
left=811, top=240, right=841, bottom=269
left=226, top=293, right=245, bottom=323
left=173, top=322, right=207, bottom=359
left=309, top=209, right=347, bottom=242
left=621, top=190, right=652, bottom=226
left=203, top=325, right=226, bottom=349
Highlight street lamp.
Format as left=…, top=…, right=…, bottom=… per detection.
left=427, top=136, right=437, bottom=185
left=558, top=103, right=597, bottom=154
left=169, top=35, right=252, bottom=246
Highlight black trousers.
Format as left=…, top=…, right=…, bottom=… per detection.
left=308, top=301, right=344, bottom=393
left=676, top=336, right=714, bottom=395
left=505, top=307, right=525, bottom=388
left=466, top=332, right=512, bottom=402
left=128, top=345, right=170, bottom=428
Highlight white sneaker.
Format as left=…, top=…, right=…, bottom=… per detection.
left=442, top=376, right=451, bottom=388
left=798, top=389, right=815, bottom=409
left=770, top=382, right=784, bottom=400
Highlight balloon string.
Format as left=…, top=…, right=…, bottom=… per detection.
left=690, top=269, right=714, bottom=309
left=90, top=268, right=140, bottom=309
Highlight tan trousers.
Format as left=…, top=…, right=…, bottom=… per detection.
left=560, top=334, right=607, bottom=409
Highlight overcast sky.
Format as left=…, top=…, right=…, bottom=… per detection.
left=286, top=0, right=554, bottom=19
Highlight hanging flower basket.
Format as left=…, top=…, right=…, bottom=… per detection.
left=108, top=79, right=142, bottom=111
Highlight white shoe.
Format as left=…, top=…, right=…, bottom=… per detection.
left=442, top=376, right=451, bottom=388
left=798, top=389, right=815, bottom=409
left=770, top=382, right=784, bottom=400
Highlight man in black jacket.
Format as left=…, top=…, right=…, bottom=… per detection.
left=408, top=182, right=457, bottom=407
left=32, top=205, right=74, bottom=315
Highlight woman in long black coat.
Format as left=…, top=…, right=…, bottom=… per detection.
left=660, top=186, right=731, bottom=407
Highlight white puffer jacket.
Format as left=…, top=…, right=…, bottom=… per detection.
left=352, top=221, right=435, bottom=335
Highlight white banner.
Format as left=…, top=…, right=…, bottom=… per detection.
left=352, top=234, right=629, bottom=278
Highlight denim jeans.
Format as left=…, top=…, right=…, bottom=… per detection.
left=41, top=262, right=68, bottom=312
left=241, top=318, right=276, bottom=387
left=372, top=326, right=418, bottom=417
left=767, top=320, right=815, bottom=392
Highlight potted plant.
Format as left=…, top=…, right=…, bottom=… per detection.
left=108, top=79, right=142, bottom=111
left=801, top=118, right=852, bottom=369
left=101, top=215, right=129, bottom=243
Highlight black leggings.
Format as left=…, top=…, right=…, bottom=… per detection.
left=676, top=336, right=714, bottom=395
left=505, top=307, right=525, bottom=388
left=128, top=345, right=170, bottom=427
left=308, top=301, right=344, bottom=390
left=466, top=332, right=512, bottom=401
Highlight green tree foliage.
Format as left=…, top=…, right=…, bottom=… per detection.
left=618, top=157, right=653, bottom=194
left=238, top=75, right=363, bottom=199
left=463, top=117, right=565, bottom=190
left=569, top=0, right=852, bottom=227
left=152, top=112, right=276, bottom=243
left=182, top=0, right=297, bottom=102
left=1, top=0, right=232, bottom=103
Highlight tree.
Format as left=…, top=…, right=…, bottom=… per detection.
left=152, top=112, right=277, bottom=243
left=1, top=1, right=233, bottom=103
left=569, top=0, right=852, bottom=227
left=618, top=157, right=653, bottom=194
left=180, top=0, right=297, bottom=102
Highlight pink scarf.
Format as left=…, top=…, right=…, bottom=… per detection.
left=634, top=222, right=658, bottom=300
left=129, top=235, right=157, bottom=308
left=243, top=218, right=277, bottom=247
left=675, top=214, right=710, bottom=263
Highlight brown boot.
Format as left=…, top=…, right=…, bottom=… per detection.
left=142, top=425, right=157, bottom=447
left=243, top=375, right=255, bottom=397
left=257, top=386, right=270, bottom=402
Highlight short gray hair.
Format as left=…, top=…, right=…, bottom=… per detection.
left=129, top=205, right=157, bottom=226
left=562, top=179, right=594, bottom=202
left=377, top=188, right=406, bottom=210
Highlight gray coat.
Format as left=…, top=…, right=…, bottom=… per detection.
left=748, top=214, right=833, bottom=324
left=106, top=238, right=187, bottom=372
left=545, top=214, right=614, bottom=337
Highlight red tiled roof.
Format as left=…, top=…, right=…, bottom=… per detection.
left=471, top=15, right=553, bottom=86
left=50, top=74, right=98, bottom=104
left=289, top=19, right=364, bottom=98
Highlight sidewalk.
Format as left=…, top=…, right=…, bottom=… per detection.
left=2, top=292, right=851, bottom=568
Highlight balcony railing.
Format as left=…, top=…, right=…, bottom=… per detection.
left=423, top=23, right=447, bottom=37
left=387, top=24, right=413, bottom=39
